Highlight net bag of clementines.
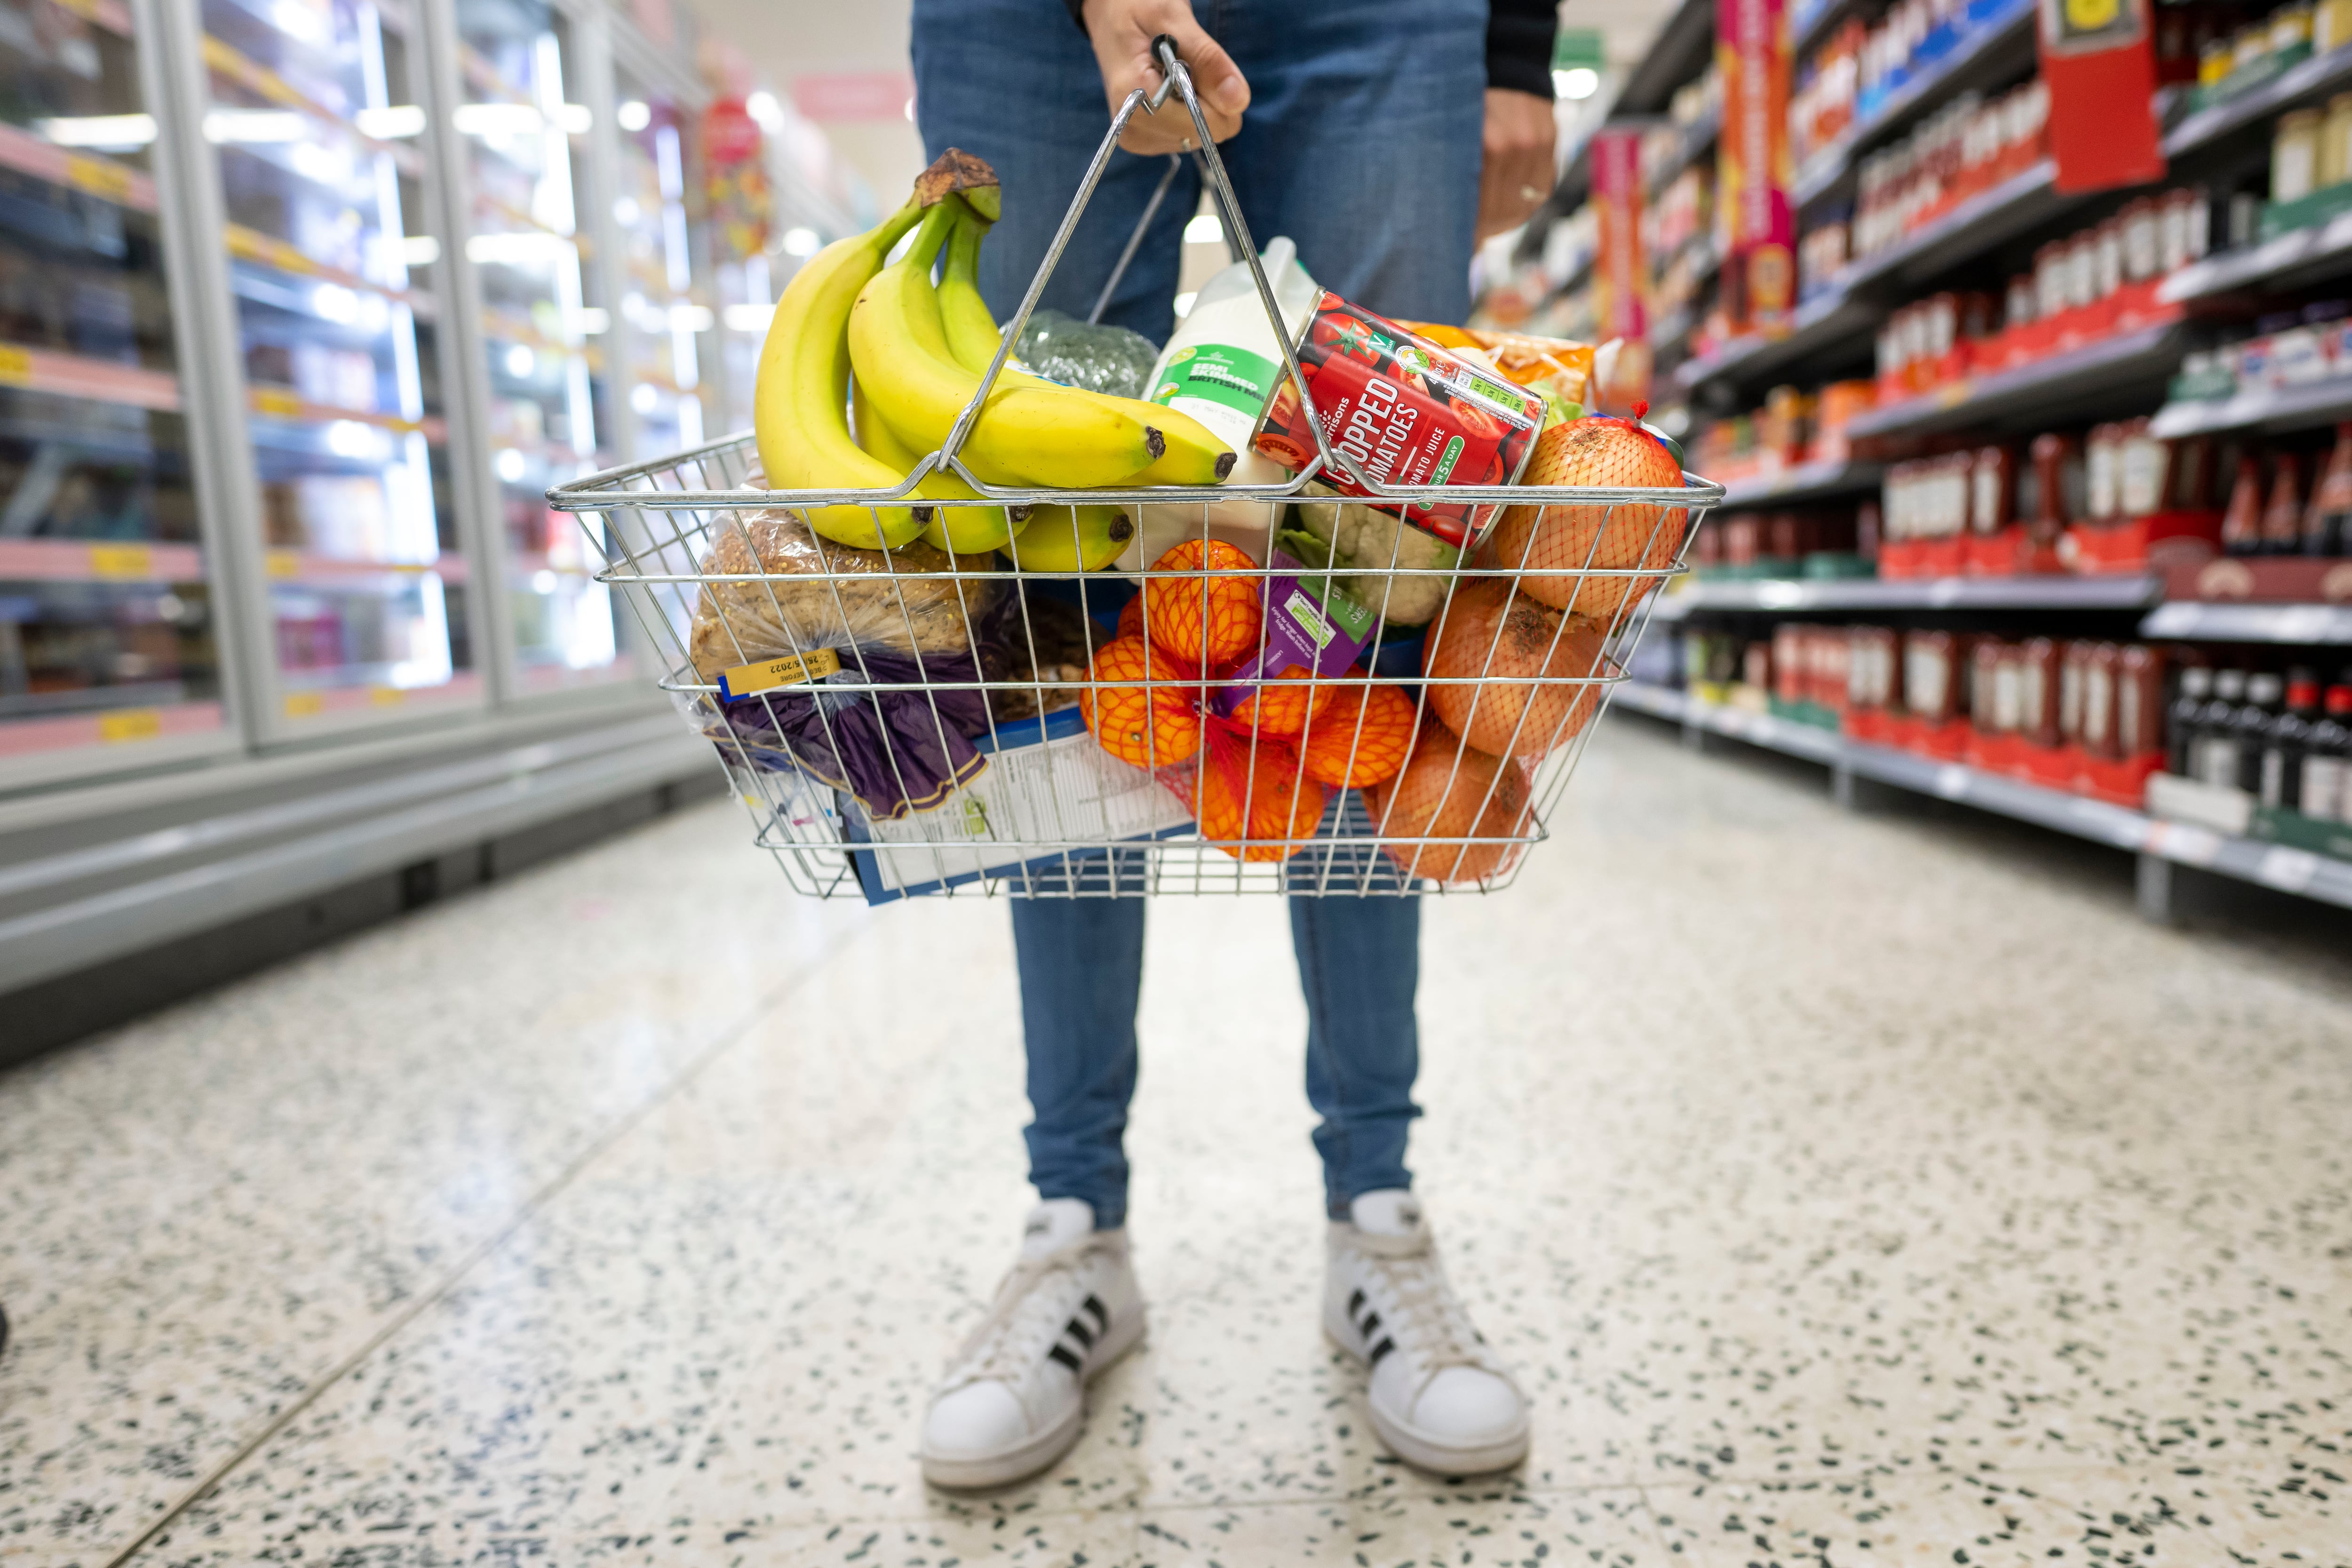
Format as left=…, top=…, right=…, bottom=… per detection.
left=549, top=51, right=1719, bottom=903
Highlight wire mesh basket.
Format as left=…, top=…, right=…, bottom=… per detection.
left=550, top=40, right=1721, bottom=901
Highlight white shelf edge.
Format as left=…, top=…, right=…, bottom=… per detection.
left=1613, top=679, right=2352, bottom=911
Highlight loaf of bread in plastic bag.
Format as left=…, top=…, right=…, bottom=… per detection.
left=687, top=506, right=1001, bottom=681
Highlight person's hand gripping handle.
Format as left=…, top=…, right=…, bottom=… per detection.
left=1081, top=0, right=1249, bottom=154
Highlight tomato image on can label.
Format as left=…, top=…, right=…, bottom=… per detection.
left=1250, top=291, right=1545, bottom=549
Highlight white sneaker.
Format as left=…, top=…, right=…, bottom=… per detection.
left=1324, top=1189, right=1531, bottom=1474
left=919, top=1198, right=1147, bottom=1488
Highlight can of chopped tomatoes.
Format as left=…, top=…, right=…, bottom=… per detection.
left=1250, top=291, right=1548, bottom=549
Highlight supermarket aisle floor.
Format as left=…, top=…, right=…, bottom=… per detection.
left=6, top=720, right=2352, bottom=1568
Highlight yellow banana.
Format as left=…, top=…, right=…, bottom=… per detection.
left=847, top=203, right=1163, bottom=490
left=851, top=379, right=1027, bottom=554
left=1006, top=503, right=1136, bottom=572
left=751, top=194, right=928, bottom=549
left=937, top=203, right=1235, bottom=487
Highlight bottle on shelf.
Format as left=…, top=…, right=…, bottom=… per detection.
left=2300, top=680, right=2352, bottom=825
left=2260, top=669, right=2321, bottom=810
left=2306, top=423, right=2352, bottom=558
left=2197, top=667, right=2249, bottom=786
left=2221, top=454, right=2265, bottom=557
left=2231, top=671, right=2284, bottom=794
left=2169, top=664, right=2213, bottom=778
left=2261, top=454, right=2304, bottom=555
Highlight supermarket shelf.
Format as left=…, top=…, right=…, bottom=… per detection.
left=246, top=386, right=446, bottom=441
left=1648, top=108, right=1720, bottom=198
left=1718, top=458, right=1886, bottom=507
left=1676, top=287, right=1878, bottom=393
left=0, top=344, right=181, bottom=411
left=200, top=36, right=426, bottom=178
left=2160, top=211, right=2352, bottom=304
left=263, top=549, right=468, bottom=584
left=1614, top=0, right=1717, bottom=118
left=226, top=223, right=436, bottom=316
left=0, top=122, right=157, bottom=213
left=2140, top=600, right=2352, bottom=644
left=0, top=538, right=205, bottom=582
left=1844, top=323, right=2186, bottom=439
left=1612, top=679, right=2352, bottom=911
left=2163, top=43, right=2352, bottom=160
left=2147, top=375, right=2352, bottom=439
left=1534, top=0, right=1713, bottom=221
left=1839, top=160, right=2084, bottom=294
left=1793, top=0, right=2038, bottom=209
left=1649, top=571, right=2160, bottom=621
left=1796, top=0, right=1873, bottom=58
left=54, top=0, right=133, bottom=38
left=474, top=192, right=593, bottom=257
left=0, top=710, right=705, bottom=999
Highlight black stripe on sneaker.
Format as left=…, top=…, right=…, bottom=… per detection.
left=1347, top=1288, right=1366, bottom=1318
left=1367, top=1336, right=1396, bottom=1367
left=1048, top=1344, right=1084, bottom=1373
left=1064, top=1316, right=1096, bottom=1349
left=1083, top=1294, right=1109, bottom=1332
left=1359, top=1310, right=1382, bottom=1341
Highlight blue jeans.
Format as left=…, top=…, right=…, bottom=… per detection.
left=909, top=0, right=1486, bottom=341
left=913, top=0, right=1483, bottom=1227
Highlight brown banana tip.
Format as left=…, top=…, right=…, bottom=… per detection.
left=1213, top=450, right=1236, bottom=479
left=1143, top=427, right=1166, bottom=460
left=1109, top=513, right=1136, bottom=543
left=912, top=505, right=935, bottom=524
left=1009, top=504, right=1034, bottom=522
left=914, top=149, right=1001, bottom=210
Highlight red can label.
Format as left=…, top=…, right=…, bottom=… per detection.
left=1251, top=291, right=1546, bottom=548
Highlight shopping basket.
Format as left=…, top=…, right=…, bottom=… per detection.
left=548, top=39, right=1722, bottom=901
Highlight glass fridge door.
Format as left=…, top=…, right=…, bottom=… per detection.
left=0, top=0, right=223, bottom=783
left=450, top=0, right=621, bottom=693
left=198, top=0, right=474, bottom=730
left=611, top=72, right=711, bottom=462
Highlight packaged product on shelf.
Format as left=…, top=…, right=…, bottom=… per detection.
left=1250, top=292, right=1549, bottom=549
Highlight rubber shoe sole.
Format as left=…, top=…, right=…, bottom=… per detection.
left=919, top=1305, right=1148, bottom=1490
left=1322, top=1309, right=1531, bottom=1477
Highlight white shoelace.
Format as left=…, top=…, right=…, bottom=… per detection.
left=1352, top=1230, right=1488, bottom=1386
left=945, top=1239, right=1104, bottom=1389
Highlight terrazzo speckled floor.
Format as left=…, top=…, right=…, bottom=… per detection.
left=5, top=717, right=2351, bottom=1567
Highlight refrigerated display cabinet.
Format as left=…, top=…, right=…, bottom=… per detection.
left=608, top=66, right=712, bottom=462
left=0, top=0, right=229, bottom=784
left=442, top=0, right=624, bottom=695
left=191, top=0, right=477, bottom=734
left=0, top=0, right=739, bottom=799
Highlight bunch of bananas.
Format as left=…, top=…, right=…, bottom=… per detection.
left=751, top=150, right=1234, bottom=569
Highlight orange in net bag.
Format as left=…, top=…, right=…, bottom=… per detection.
left=1295, top=676, right=1418, bottom=788
left=1142, top=538, right=1263, bottom=668
left=1223, top=663, right=1336, bottom=737
left=1079, top=634, right=1202, bottom=770
left=1187, top=723, right=1326, bottom=862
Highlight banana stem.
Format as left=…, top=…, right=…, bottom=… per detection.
left=900, top=199, right=959, bottom=276
left=947, top=198, right=989, bottom=280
